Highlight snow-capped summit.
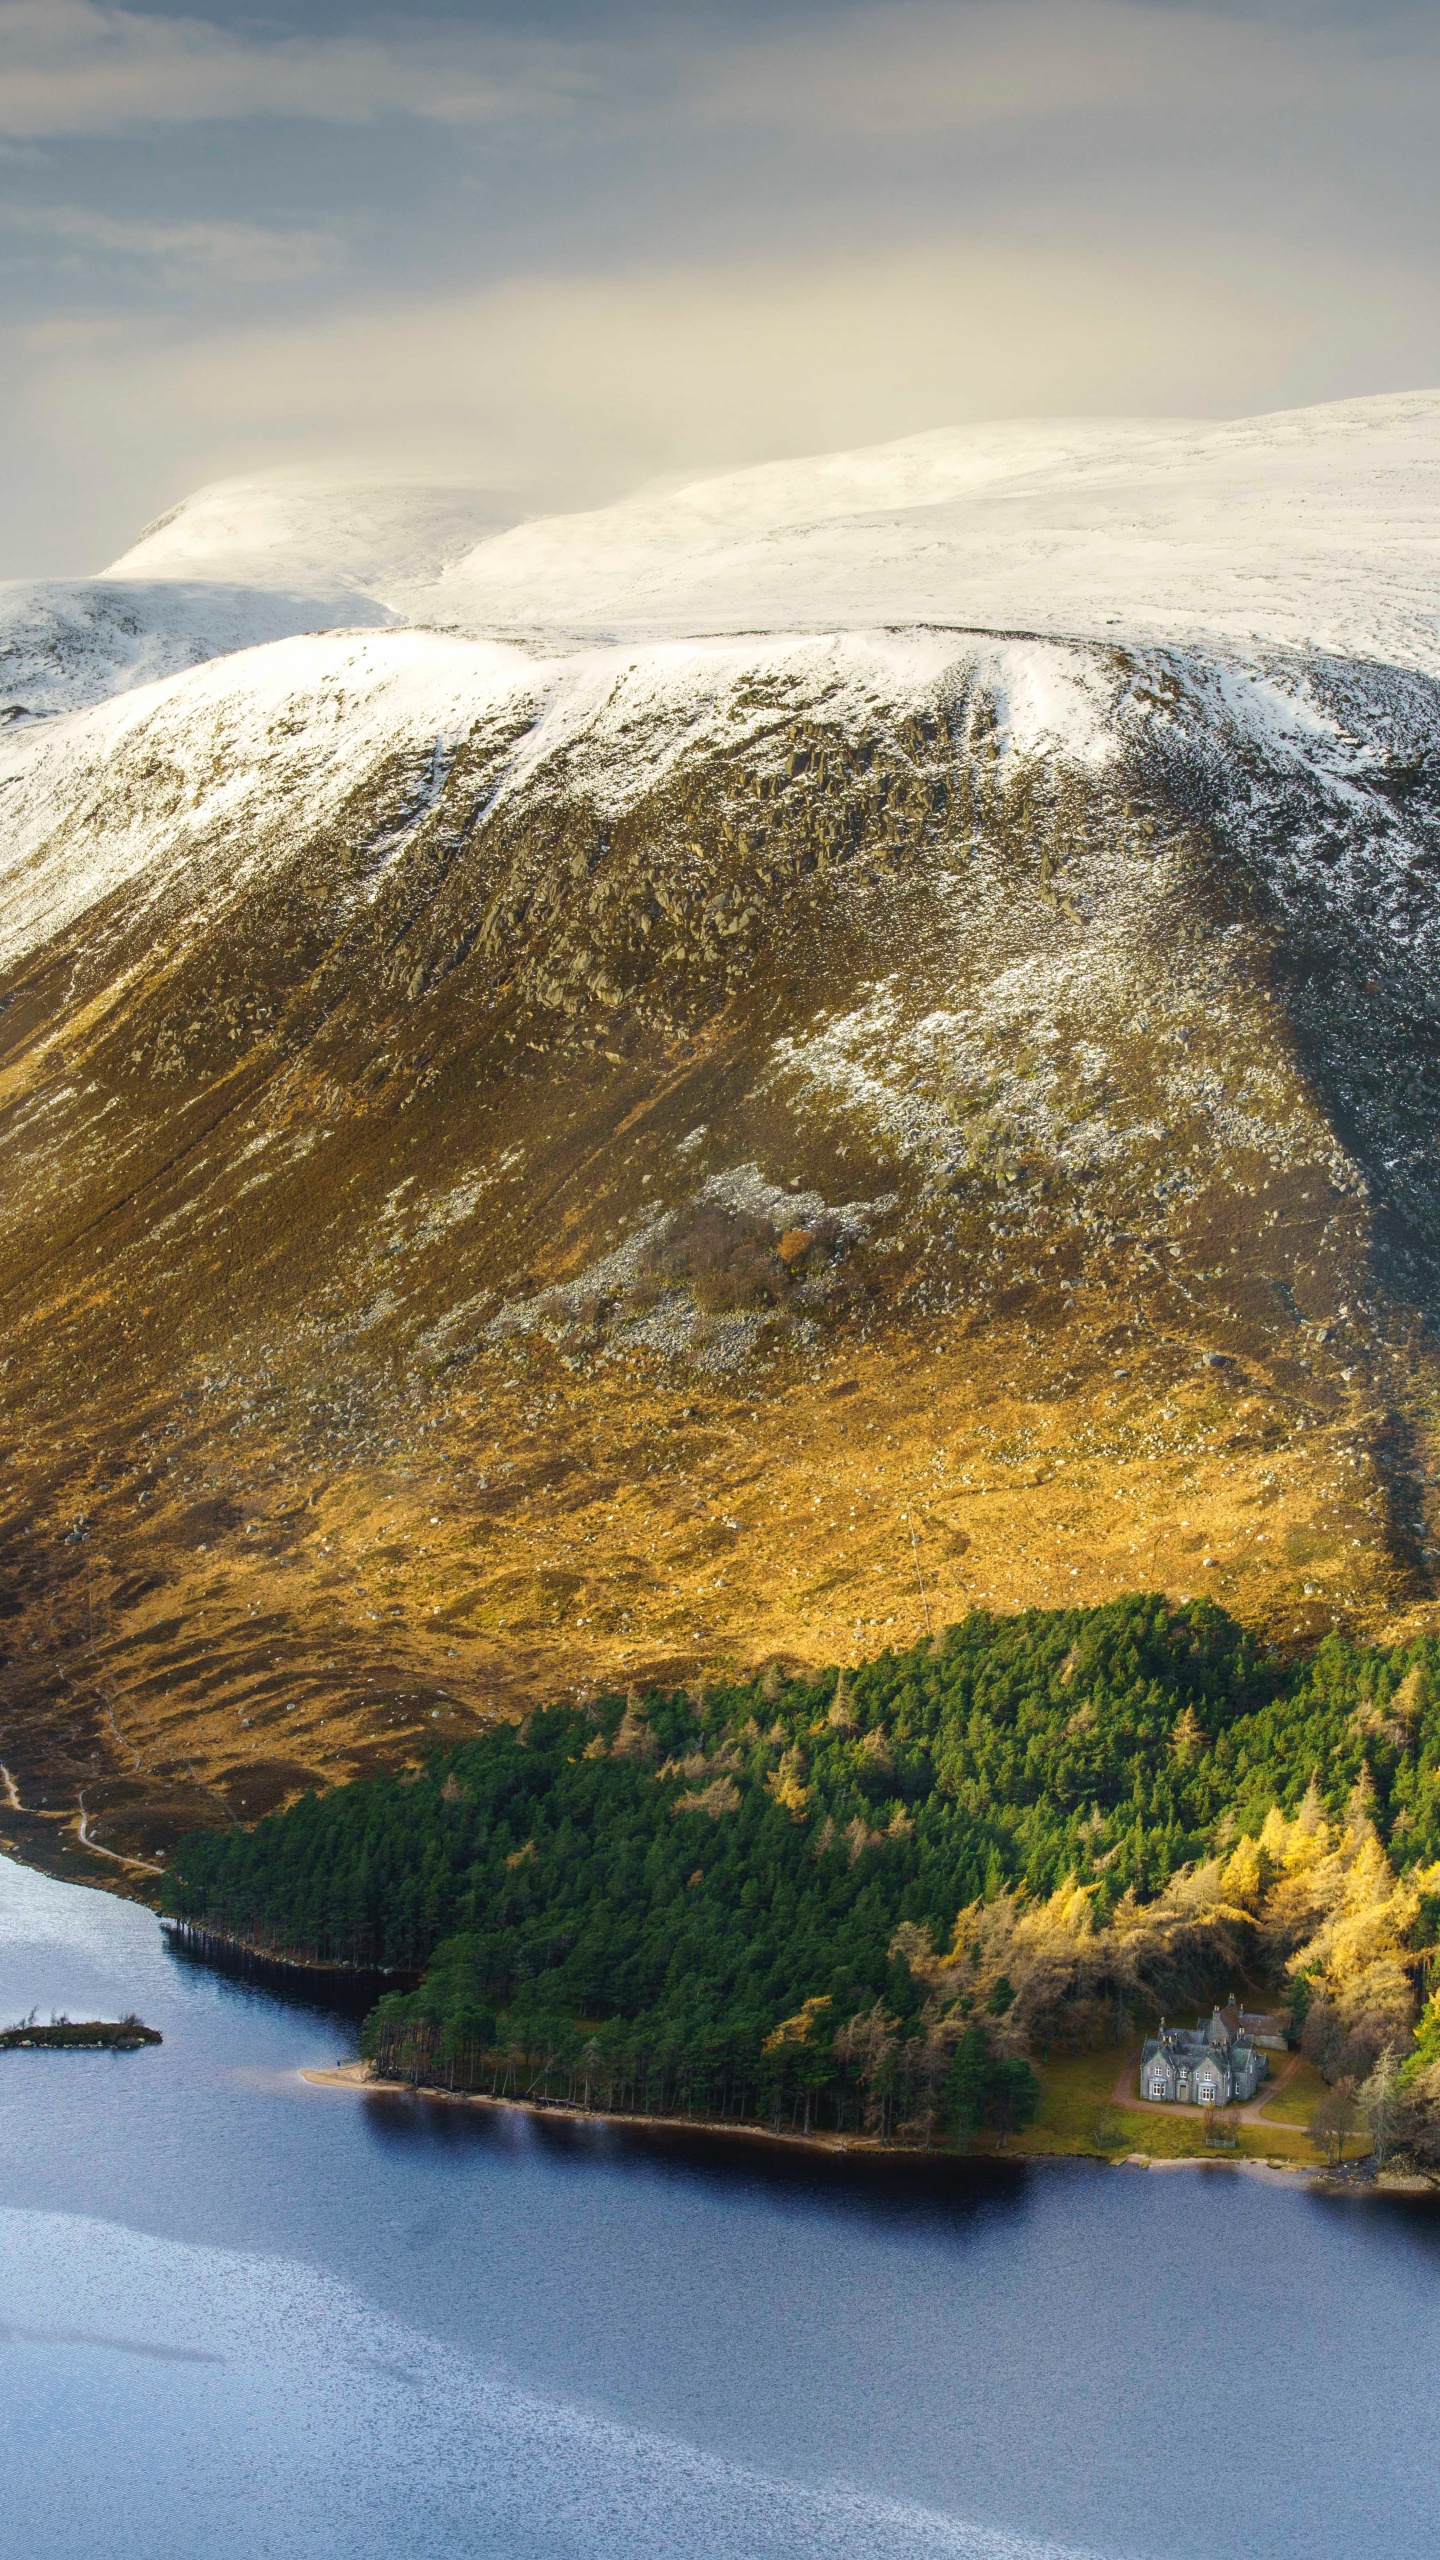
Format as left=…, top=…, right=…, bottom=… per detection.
left=1, top=472, right=521, bottom=721
left=106, top=470, right=521, bottom=604
left=430, top=391, right=1440, bottom=667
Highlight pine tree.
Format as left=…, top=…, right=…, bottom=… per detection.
left=1171, top=1705, right=1203, bottom=1765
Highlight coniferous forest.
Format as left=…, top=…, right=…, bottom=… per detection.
left=164, top=1596, right=1440, bottom=2148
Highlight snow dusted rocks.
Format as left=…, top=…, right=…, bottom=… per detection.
left=0, top=575, right=393, bottom=725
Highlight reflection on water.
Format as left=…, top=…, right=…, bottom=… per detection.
left=1, top=1852, right=1437, bottom=2560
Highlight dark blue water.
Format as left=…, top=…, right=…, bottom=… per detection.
left=1, top=1851, right=1436, bottom=2560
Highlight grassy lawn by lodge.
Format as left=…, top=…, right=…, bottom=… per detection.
left=1253, top=2059, right=1331, bottom=2127
left=992, top=2042, right=1369, bottom=2165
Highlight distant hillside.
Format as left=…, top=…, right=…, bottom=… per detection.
left=4, top=397, right=1440, bottom=1862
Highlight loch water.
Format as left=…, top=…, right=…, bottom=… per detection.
left=1, top=1850, right=1436, bottom=2560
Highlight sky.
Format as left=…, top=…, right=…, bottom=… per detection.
left=1, top=0, right=1438, bottom=576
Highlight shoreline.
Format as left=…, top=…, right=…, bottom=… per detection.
left=161, top=1918, right=411, bottom=1987
left=0, top=1809, right=163, bottom=1903
left=299, top=2063, right=938, bottom=2158
left=298, top=2063, right=1436, bottom=2189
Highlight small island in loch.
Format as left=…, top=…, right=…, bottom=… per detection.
left=1, top=2014, right=162, bottom=2052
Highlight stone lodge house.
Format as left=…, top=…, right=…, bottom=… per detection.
left=1138, top=2003, right=1271, bottom=2106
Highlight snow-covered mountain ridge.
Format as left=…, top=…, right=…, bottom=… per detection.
left=430, top=391, right=1440, bottom=665
left=3, top=621, right=1435, bottom=987
left=6, top=389, right=1440, bottom=734
left=0, top=471, right=517, bottom=726
left=5, top=393, right=1440, bottom=1857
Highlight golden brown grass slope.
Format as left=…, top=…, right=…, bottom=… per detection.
left=4, top=629, right=1440, bottom=1862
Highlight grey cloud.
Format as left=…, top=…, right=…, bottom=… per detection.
left=701, top=0, right=1440, bottom=136
left=8, top=1, right=1437, bottom=148
left=1, top=203, right=342, bottom=281
left=0, top=0, right=582, bottom=137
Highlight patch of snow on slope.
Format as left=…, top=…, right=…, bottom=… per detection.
left=484, top=1163, right=887, bottom=1374
left=981, top=644, right=1120, bottom=767
left=770, top=912, right=1341, bottom=1194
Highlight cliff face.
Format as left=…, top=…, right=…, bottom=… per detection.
left=5, top=416, right=1440, bottom=1861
